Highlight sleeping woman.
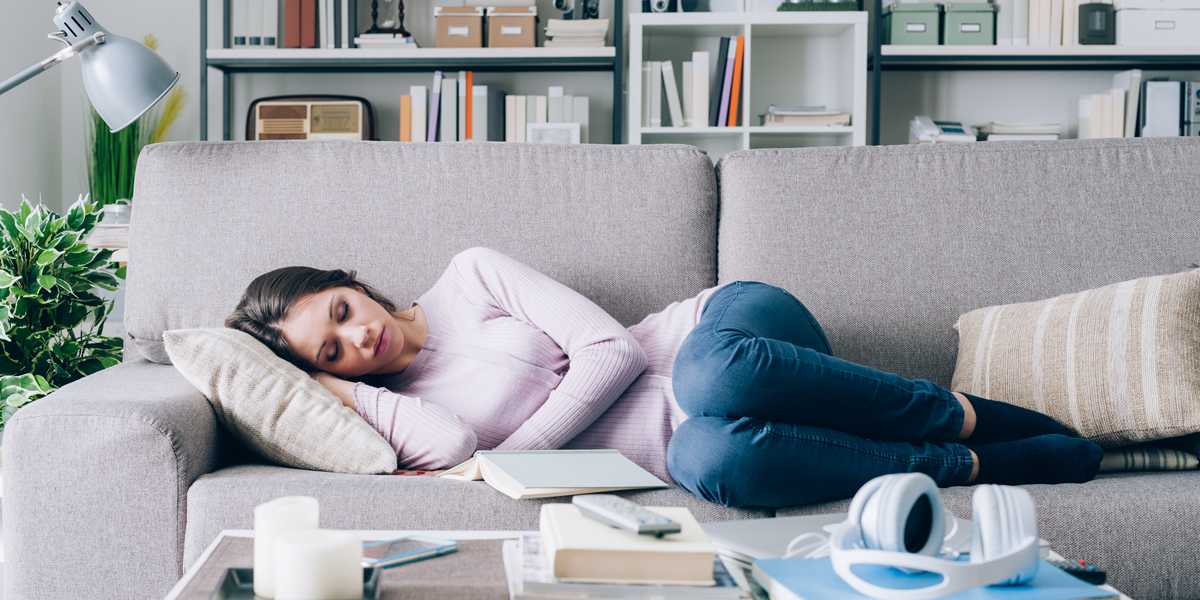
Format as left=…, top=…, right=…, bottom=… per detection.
left=226, top=247, right=1103, bottom=508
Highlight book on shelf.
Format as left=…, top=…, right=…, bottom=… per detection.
left=761, top=113, right=851, bottom=127
left=563, top=94, right=574, bottom=124
left=548, top=86, right=565, bottom=123
left=233, top=0, right=249, bottom=47
left=692, top=52, right=709, bottom=129
left=650, top=61, right=663, bottom=127
left=248, top=0, right=263, bottom=46
left=488, top=88, right=507, bottom=141
left=974, top=121, right=1062, bottom=135
left=1113, top=69, right=1142, bottom=137
left=1014, top=0, right=1029, bottom=44
left=1050, top=0, right=1064, bottom=45
left=709, top=37, right=730, bottom=127
left=727, top=36, right=745, bottom=127
left=437, top=449, right=667, bottom=499
left=539, top=504, right=715, bottom=584
left=515, top=95, right=527, bottom=141
left=662, top=61, right=685, bottom=128
left=751, top=557, right=1118, bottom=600
left=264, top=0, right=279, bottom=46
left=285, top=0, right=300, bottom=47
left=717, top=36, right=738, bottom=127
left=400, top=94, right=411, bottom=141
left=473, top=84, right=487, bottom=141
left=765, top=104, right=829, bottom=115
left=458, top=71, right=469, bottom=141
left=300, top=0, right=316, bottom=47
left=411, top=85, right=427, bottom=142
left=544, top=39, right=607, bottom=47
left=536, top=95, right=548, bottom=123
left=428, top=71, right=443, bottom=142
left=353, top=35, right=419, bottom=48
left=441, top=76, right=457, bottom=142
left=544, top=18, right=609, bottom=46
left=641, top=62, right=652, bottom=127
left=317, top=0, right=326, bottom=48
left=986, top=133, right=1060, bottom=140
left=503, top=535, right=747, bottom=600
left=574, top=96, right=589, bottom=143
left=683, top=61, right=694, bottom=127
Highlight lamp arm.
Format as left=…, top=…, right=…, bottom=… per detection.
left=0, top=31, right=105, bottom=96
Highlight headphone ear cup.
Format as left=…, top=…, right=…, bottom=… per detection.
left=862, top=473, right=945, bottom=556
left=971, top=485, right=1040, bottom=585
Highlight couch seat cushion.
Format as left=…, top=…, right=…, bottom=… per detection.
left=184, top=464, right=772, bottom=569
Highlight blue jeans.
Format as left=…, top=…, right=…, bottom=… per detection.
left=667, top=282, right=974, bottom=508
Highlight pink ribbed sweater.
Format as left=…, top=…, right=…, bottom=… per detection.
left=352, top=247, right=720, bottom=481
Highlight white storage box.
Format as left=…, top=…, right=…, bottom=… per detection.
left=1115, top=0, right=1200, bottom=44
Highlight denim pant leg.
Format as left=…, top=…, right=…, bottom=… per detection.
left=672, top=282, right=964, bottom=443
left=667, top=282, right=974, bottom=507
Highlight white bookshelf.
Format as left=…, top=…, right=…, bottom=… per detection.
left=629, top=11, right=867, bottom=160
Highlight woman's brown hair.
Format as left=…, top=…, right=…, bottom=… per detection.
left=226, top=266, right=399, bottom=371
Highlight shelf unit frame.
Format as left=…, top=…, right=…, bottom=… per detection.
left=628, top=11, right=868, bottom=158
left=200, top=0, right=625, bottom=142
left=866, top=0, right=1200, bottom=144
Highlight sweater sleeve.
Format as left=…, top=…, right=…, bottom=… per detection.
left=352, top=382, right=478, bottom=469
left=449, top=247, right=648, bottom=451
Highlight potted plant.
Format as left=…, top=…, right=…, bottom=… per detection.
left=0, top=195, right=125, bottom=430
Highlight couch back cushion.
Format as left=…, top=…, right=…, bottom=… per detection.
left=716, top=138, right=1200, bottom=388
left=126, top=141, right=718, bottom=364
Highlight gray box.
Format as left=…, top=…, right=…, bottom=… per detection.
left=883, top=3, right=943, bottom=45
left=944, top=3, right=997, bottom=44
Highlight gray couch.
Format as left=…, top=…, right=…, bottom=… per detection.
left=4, top=138, right=1199, bottom=600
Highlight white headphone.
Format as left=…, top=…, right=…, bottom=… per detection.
left=828, top=473, right=1040, bottom=600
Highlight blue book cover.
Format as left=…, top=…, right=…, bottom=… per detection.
left=752, top=558, right=1116, bottom=600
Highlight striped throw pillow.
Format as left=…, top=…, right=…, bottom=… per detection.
left=951, top=269, right=1200, bottom=447
left=1098, top=447, right=1200, bottom=473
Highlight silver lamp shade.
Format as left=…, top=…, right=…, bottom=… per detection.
left=54, top=2, right=179, bottom=132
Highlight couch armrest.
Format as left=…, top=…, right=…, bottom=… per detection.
left=2, top=360, right=219, bottom=600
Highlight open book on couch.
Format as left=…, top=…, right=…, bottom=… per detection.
left=437, top=449, right=668, bottom=499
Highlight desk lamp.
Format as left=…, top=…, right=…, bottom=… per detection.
left=0, top=1, right=179, bottom=132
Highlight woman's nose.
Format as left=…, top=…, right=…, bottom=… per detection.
left=353, top=326, right=370, bottom=348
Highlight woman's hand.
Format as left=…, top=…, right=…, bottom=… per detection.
left=310, top=371, right=357, bottom=409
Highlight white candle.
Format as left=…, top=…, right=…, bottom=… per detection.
left=254, top=496, right=320, bottom=599
left=274, top=529, right=364, bottom=600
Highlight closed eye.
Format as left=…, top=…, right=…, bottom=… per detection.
left=327, top=300, right=350, bottom=362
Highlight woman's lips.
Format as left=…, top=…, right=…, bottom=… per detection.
left=375, top=328, right=388, bottom=357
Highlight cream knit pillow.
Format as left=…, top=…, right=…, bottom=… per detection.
left=951, top=269, right=1200, bottom=448
left=164, top=328, right=397, bottom=474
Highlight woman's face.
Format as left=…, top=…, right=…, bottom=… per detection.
left=280, top=286, right=407, bottom=378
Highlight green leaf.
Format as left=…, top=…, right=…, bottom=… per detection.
left=18, top=198, right=31, bottom=223
left=36, top=249, right=61, bottom=265
left=116, top=265, right=127, bottom=280
left=0, top=211, right=21, bottom=242
left=37, top=274, right=56, bottom=291
left=0, top=270, right=18, bottom=288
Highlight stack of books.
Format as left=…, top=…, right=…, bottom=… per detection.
left=641, top=55, right=709, bottom=128
left=353, top=33, right=418, bottom=48
left=503, top=534, right=749, bottom=599
left=543, top=19, right=610, bottom=47
left=975, top=121, right=1062, bottom=141
left=399, top=75, right=594, bottom=143
left=232, top=0, right=358, bottom=49
left=760, top=105, right=851, bottom=127
left=503, top=503, right=751, bottom=599
left=1075, top=70, right=1142, bottom=139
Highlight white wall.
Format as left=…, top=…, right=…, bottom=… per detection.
left=0, top=1, right=64, bottom=211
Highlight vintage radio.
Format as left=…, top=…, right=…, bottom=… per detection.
left=246, top=95, right=377, bottom=140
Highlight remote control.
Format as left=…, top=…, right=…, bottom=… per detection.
left=572, top=494, right=683, bottom=537
left=1046, top=558, right=1107, bottom=585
